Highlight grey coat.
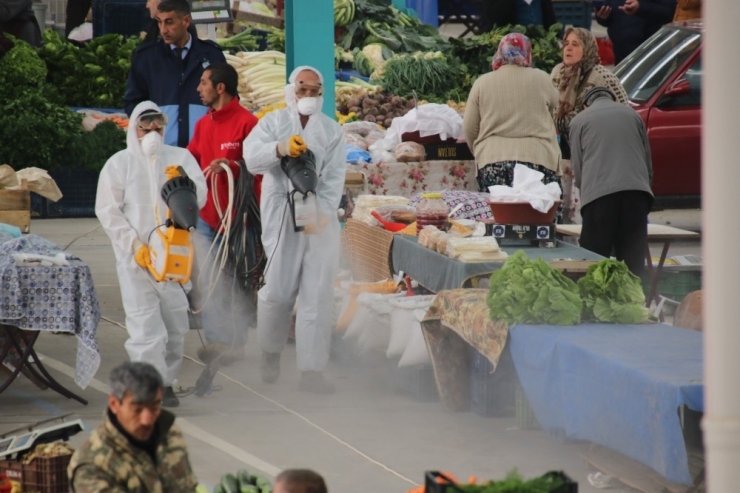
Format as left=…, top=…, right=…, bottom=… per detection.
left=569, top=98, right=653, bottom=208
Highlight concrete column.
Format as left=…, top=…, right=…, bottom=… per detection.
left=284, top=0, right=335, bottom=118
left=702, top=0, right=740, bottom=491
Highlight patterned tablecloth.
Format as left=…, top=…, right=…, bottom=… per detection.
left=0, top=234, right=101, bottom=389
left=421, top=289, right=509, bottom=411
left=354, top=160, right=479, bottom=196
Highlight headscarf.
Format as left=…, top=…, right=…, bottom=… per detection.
left=491, top=33, right=532, bottom=71
left=284, top=65, right=324, bottom=115
left=555, top=27, right=601, bottom=118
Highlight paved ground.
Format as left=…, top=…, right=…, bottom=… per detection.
left=0, top=211, right=701, bottom=492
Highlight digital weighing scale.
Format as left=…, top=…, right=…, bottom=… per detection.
left=485, top=222, right=556, bottom=248
left=0, top=414, right=84, bottom=460
left=190, top=0, right=233, bottom=23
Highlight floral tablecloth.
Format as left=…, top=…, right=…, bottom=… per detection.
left=354, top=159, right=478, bottom=197
left=421, top=289, right=509, bottom=411
left=0, top=234, right=101, bottom=389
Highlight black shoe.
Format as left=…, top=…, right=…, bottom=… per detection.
left=197, top=343, right=245, bottom=367
left=260, top=351, right=281, bottom=383
left=162, top=386, right=180, bottom=408
left=298, top=371, right=335, bottom=394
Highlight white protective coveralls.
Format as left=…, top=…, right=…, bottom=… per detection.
left=242, top=67, right=345, bottom=372
left=95, top=101, right=207, bottom=385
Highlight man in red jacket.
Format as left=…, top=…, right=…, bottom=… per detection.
left=187, top=62, right=260, bottom=365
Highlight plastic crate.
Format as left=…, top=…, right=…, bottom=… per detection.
left=642, top=270, right=702, bottom=303
left=0, top=455, right=72, bottom=493
left=395, top=364, right=439, bottom=402
left=552, top=0, right=592, bottom=29
left=469, top=344, right=517, bottom=418
left=35, top=169, right=99, bottom=218
left=92, top=0, right=149, bottom=38
left=43, top=0, right=67, bottom=26
left=516, top=386, right=540, bottom=430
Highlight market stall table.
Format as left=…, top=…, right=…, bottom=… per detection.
left=510, top=323, right=703, bottom=485
left=0, top=234, right=101, bottom=405
left=555, top=224, right=701, bottom=307
left=420, top=289, right=704, bottom=486
left=392, top=235, right=604, bottom=292
left=354, top=159, right=478, bottom=197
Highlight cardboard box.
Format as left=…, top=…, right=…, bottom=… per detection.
left=0, top=188, right=31, bottom=233
left=422, top=142, right=474, bottom=161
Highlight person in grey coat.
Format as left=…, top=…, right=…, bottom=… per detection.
left=570, top=86, right=654, bottom=276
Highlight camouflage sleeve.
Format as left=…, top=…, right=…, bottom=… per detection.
left=165, top=424, right=199, bottom=491
left=70, top=463, right=130, bottom=493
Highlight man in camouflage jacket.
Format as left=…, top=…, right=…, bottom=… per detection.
left=68, top=362, right=198, bottom=492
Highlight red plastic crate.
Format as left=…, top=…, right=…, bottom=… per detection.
left=0, top=455, right=72, bottom=493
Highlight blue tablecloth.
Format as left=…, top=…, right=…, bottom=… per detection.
left=392, top=235, right=604, bottom=292
left=0, top=234, right=101, bottom=389
left=509, top=323, right=703, bottom=485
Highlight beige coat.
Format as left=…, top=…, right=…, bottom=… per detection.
left=463, top=65, right=561, bottom=172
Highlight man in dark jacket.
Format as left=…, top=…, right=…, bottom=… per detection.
left=0, top=0, right=41, bottom=46
left=570, top=87, right=653, bottom=276
left=124, top=0, right=225, bottom=148
left=68, top=362, right=199, bottom=492
left=596, top=0, right=676, bottom=64
left=482, top=0, right=557, bottom=32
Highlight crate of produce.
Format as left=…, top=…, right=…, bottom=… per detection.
left=552, top=0, right=592, bottom=29
left=0, top=454, right=72, bottom=493
left=395, top=364, right=439, bottom=402
left=424, top=470, right=579, bottom=492
left=0, top=186, right=31, bottom=233
left=469, top=344, right=518, bottom=418
left=516, top=385, right=540, bottom=430
left=92, top=0, right=149, bottom=37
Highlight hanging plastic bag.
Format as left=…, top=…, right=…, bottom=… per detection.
left=387, top=295, right=436, bottom=358
left=358, top=292, right=405, bottom=352
left=398, top=309, right=432, bottom=367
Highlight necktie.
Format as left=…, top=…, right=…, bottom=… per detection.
left=174, top=47, right=184, bottom=60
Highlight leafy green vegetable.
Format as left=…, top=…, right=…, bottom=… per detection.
left=578, top=259, right=649, bottom=324
left=216, top=27, right=259, bottom=51
left=457, top=469, right=566, bottom=492
left=0, top=91, right=84, bottom=171
left=77, top=120, right=127, bottom=172
left=38, top=29, right=141, bottom=108
left=0, top=36, right=47, bottom=99
left=377, top=51, right=465, bottom=101
left=487, top=250, right=582, bottom=325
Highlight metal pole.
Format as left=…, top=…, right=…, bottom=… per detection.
left=284, top=0, right=336, bottom=118
left=703, top=0, right=740, bottom=490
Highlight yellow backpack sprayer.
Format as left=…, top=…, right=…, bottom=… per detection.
left=148, top=166, right=200, bottom=283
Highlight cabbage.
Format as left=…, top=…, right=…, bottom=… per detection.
left=578, top=260, right=649, bottom=323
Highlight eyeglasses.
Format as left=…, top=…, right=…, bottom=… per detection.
left=136, top=112, right=168, bottom=131
left=295, top=81, right=323, bottom=98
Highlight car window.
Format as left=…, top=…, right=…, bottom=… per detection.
left=663, top=56, right=702, bottom=107
left=614, top=28, right=702, bottom=103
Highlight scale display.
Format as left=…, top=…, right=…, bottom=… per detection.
left=0, top=417, right=84, bottom=459
left=190, top=0, right=233, bottom=23
left=485, top=223, right=555, bottom=247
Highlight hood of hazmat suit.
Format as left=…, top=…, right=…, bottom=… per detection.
left=95, top=100, right=208, bottom=385
left=242, top=66, right=345, bottom=372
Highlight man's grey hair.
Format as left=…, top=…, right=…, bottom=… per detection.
left=582, top=86, right=616, bottom=109
left=109, top=362, right=163, bottom=403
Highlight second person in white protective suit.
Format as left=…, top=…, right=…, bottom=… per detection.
left=243, top=66, right=345, bottom=394
left=96, top=101, right=207, bottom=407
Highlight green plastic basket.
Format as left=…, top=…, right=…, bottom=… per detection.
left=644, top=270, right=702, bottom=302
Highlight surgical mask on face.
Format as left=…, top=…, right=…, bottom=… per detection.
left=140, top=131, right=163, bottom=157
left=296, top=97, right=320, bottom=116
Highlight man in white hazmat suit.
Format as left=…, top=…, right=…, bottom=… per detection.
left=243, top=66, right=345, bottom=394
left=96, top=101, right=207, bottom=407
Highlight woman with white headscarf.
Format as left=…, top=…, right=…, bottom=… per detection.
left=243, top=66, right=345, bottom=394
left=95, top=101, right=207, bottom=407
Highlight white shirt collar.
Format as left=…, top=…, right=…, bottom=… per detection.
left=170, top=33, right=192, bottom=56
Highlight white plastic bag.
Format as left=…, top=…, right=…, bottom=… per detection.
left=387, top=295, right=436, bottom=358
left=358, top=293, right=404, bottom=352
left=398, top=309, right=432, bottom=367
left=387, top=103, right=465, bottom=143
left=488, top=163, right=562, bottom=213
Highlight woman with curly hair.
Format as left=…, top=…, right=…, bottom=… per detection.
left=551, top=27, right=629, bottom=222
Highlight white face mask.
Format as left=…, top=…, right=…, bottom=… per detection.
left=296, top=97, right=320, bottom=116
left=140, top=131, right=163, bottom=157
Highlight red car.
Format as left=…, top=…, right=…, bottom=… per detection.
left=613, top=20, right=702, bottom=206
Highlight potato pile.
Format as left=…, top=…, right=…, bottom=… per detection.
left=338, top=92, right=415, bottom=128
